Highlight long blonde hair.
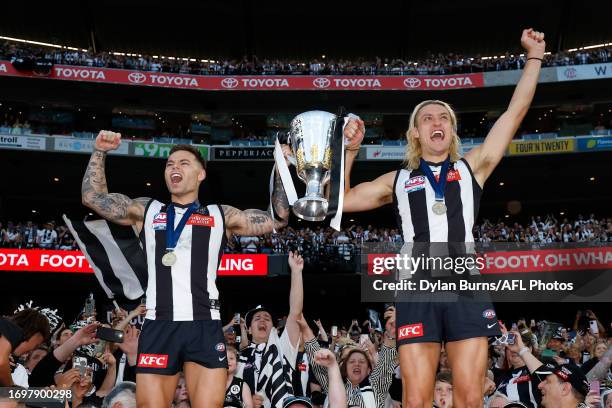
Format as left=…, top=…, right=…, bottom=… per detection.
left=404, top=100, right=462, bottom=169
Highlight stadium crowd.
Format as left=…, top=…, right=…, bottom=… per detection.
left=1, top=40, right=611, bottom=76
left=1, top=278, right=610, bottom=407
left=2, top=214, right=611, bottom=253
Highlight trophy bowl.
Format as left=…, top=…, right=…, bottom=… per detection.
left=288, top=110, right=338, bottom=221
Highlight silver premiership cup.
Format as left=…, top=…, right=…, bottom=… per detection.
left=288, top=110, right=338, bottom=221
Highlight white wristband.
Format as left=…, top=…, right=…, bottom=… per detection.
left=518, top=347, right=530, bottom=357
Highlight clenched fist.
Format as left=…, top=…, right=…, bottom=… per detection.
left=314, top=348, right=337, bottom=368
left=521, top=28, right=546, bottom=59
left=343, top=118, right=365, bottom=151
left=95, top=130, right=122, bottom=152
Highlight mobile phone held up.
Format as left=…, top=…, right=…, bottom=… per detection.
left=72, top=356, right=88, bottom=376
left=96, top=327, right=125, bottom=343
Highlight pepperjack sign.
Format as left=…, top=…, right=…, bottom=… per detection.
left=0, top=249, right=268, bottom=276
left=0, top=60, right=484, bottom=91
left=213, top=147, right=274, bottom=160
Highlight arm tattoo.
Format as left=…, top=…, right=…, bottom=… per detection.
left=271, top=170, right=290, bottom=229
left=244, top=209, right=274, bottom=236
left=222, top=205, right=278, bottom=236
left=81, top=150, right=146, bottom=224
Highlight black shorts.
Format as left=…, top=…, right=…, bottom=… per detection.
left=136, top=319, right=228, bottom=375
left=395, top=301, right=501, bottom=346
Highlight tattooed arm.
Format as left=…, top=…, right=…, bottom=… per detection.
left=222, top=168, right=290, bottom=236
left=81, top=131, right=149, bottom=230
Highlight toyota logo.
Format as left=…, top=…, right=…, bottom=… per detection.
left=313, top=77, right=331, bottom=88
left=403, top=78, right=422, bottom=88
left=128, top=72, right=146, bottom=83
left=221, top=78, right=239, bottom=88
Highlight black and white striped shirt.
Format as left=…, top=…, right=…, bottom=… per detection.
left=496, top=366, right=542, bottom=408
left=140, top=200, right=226, bottom=321
left=393, top=159, right=481, bottom=243
left=304, top=339, right=397, bottom=408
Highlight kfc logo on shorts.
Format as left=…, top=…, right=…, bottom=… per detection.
left=398, top=323, right=424, bottom=340
left=215, top=343, right=226, bottom=353
left=482, top=309, right=496, bottom=319
left=138, top=354, right=169, bottom=368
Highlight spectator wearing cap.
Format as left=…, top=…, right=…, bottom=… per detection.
left=505, top=330, right=589, bottom=408
left=222, top=315, right=241, bottom=348
left=546, top=328, right=565, bottom=353
left=236, top=252, right=305, bottom=407
left=534, top=363, right=589, bottom=408
left=0, top=309, right=50, bottom=386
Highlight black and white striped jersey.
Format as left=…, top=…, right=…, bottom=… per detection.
left=140, top=200, right=226, bottom=321
left=393, top=158, right=481, bottom=243
left=496, top=366, right=542, bottom=408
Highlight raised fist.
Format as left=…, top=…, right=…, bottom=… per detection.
left=343, top=118, right=365, bottom=150
left=521, top=28, right=546, bottom=59
left=95, top=130, right=122, bottom=152
left=314, top=348, right=337, bottom=368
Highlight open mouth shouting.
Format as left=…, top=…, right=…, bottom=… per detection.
left=431, top=129, right=445, bottom=142
left=170, top=172, right=183, bottom=186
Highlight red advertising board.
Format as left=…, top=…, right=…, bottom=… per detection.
left=0, top=61, right=483, bottom=91
left=0, top=249, right=267, bottom=276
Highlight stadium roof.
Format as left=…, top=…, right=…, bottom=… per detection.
left=1, top=0, right=611, bottom=60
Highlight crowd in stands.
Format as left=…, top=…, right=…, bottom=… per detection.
left=1, top=281, right=610, bottom=407
left=2, top=214, right=610, bottom=254
left=1, top=40, right=611, bottom=76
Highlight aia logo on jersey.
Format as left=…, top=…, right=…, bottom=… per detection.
left=398, top=323, right=424, bottom=339
left=298, top=363, right=308, bottom=372
left=482, top=309, right=496, bottom=319
left=188, top=214, right=215, bottom=227
left=405, top=176, right=425, bottom=193
left=138, top=354, right=169, bottom=368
